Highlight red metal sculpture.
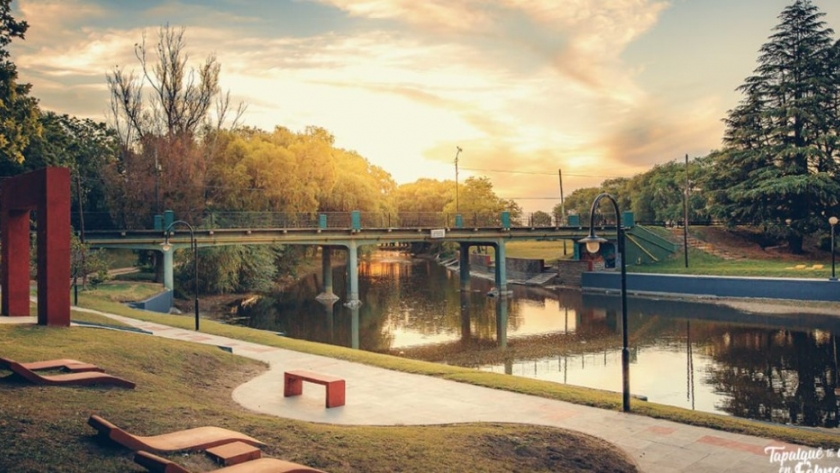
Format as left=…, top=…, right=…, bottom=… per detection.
left=1, top=167, right=71, bottom=326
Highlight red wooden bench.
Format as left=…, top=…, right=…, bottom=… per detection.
left=283, top=370, right=345, bottom=408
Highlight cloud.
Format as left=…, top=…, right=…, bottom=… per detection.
left=8, top=0, right=723, bottom=214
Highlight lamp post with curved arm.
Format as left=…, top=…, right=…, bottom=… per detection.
left=161, top=220, right=199, bottom=331
left=830, top=216, right=838, bottom=281
left=578, top=193, right=630, bottom=412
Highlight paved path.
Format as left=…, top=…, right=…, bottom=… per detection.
left=59, top=310, right=840, bottom=472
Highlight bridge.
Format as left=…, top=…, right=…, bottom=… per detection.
left=80, top=210, right=676, bottom=308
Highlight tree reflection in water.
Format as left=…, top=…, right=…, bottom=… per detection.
left=708, top=330, right=839, bottom=428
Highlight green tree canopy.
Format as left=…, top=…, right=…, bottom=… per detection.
left=0, top=0, right=40, bottom=165
left=705, top=0, right=840, bottom=252
left=393, top=178, right=453, bottom=213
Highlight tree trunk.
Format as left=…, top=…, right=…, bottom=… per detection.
left=788, top=233, right=804, bottom=254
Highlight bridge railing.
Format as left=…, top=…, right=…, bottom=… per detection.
left=73, top=210, right=573, bottom=232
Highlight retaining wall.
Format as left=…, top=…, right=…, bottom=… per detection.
left=127, top=290, right=173, bottom=313
left=581, top=272, right=840, bottom=302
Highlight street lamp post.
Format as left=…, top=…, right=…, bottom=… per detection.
left=161, top=220, right=200, bottom=331
left=830, top=216, right=838, bottom=281
left=578, top=193, right=630, bottom=412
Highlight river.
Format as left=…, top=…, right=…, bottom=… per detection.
left=228, top=251, right=840, bottom=429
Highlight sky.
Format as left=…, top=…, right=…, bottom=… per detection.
left=8, top=0, right=840, bottom=214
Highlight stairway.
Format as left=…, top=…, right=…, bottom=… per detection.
left=668, top=227, right=739, bottom=260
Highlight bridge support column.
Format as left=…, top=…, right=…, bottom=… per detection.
left=162, top=249, right=174, bottom=291
left=316, top=246, right=339, bottom=302
left=344, top=241, right=362, bottom=308
left=496, top=298, right=508, bottom=349
left=490, top=240, right=510, bottom=297
left=459, top=242, right=471, bottom=291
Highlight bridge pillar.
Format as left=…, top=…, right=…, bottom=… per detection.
left=162, top=249, right=174, bottom=291
left=491, top=240, right=510, bottom=297
left=344, top=241, right=362, bottom=308
left=316, top=246, right=339, bottom=302
left=458, top=242, right=471, bottom=291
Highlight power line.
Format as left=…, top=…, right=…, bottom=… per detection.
left=459, top=167, right=622, bottom=179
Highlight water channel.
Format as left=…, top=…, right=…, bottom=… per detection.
left=228, top=251, right=840, bottom=429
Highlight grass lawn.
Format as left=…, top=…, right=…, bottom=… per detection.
left=631, top=246, right=836, bottom=278
left=0, top=323, right=636, bottom=473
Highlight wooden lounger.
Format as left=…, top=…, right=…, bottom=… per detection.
left=134, top=450, right=326, bottom=473
left=0, top=357, right=103, bottom=373
left=88, top=415, right=266, bottom=453
left=2, top=359, right=134, bottom=388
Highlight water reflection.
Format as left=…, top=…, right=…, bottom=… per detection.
left=229, top=251, right=840, bottom=428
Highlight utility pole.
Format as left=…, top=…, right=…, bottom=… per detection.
left=455, top=146, right=462, bottom=213
left=154, top=149, right=162, bottom=214
left=558, top=168, right=565, bottom=226
left=684, top=153, right=689, bottom=268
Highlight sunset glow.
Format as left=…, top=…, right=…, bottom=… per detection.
left=9, top=0, right=840, bottom=213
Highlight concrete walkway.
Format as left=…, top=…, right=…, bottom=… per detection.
left=62, top=310, right=840, bottom=472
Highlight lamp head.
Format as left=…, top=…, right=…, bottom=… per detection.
left=578, top=234, right=608, bottom=254
left=160, top=233, right=172, bottom=252
left=830, top=216, right=838, bottom=226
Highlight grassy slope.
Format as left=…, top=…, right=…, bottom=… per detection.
left=506, top=226, right=837, bottom=278
left=0, top=324, right=635, bottom=473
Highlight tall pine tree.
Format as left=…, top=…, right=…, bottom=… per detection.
left=707, top=0, right=840, bottom=253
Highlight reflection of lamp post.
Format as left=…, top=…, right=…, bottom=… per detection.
left=161, top=220, right=199, bottom=331
left=830, top=216, right=838, bottom=281
left=578, top=192, right=630, bottom=412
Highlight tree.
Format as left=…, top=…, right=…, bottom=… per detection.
left=556, top=187, right=601, bottom=220
left=443, top=176, right=521, bottom=224
left=105, top=24, right=243, bottom=225
left=706, top=0, right=840, bottom=253
left=530, top=210, right=552, bottom=226
left=393, top=179, right=453, bottom=213
left=0, top=0, right=40, bottom=165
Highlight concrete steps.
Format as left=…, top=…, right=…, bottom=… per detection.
left=668, top=228, right=739, bottom=260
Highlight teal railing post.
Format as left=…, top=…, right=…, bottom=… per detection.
left=351, top=211, right=361, bottom=231
left=154, top=215, right=163, bottom=231
left=501, top=211, right=511, bottom=229
left=455, top=214, right=463, bottom=229
left=163, top=210, right=174, bottom=230
left=622, top=211, right=635, bottom=229
left=319, top=214, right=327, bottom=229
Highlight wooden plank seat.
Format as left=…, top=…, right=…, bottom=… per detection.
left=134, top=450, right=327, bottom=473
left=1, top=358, right=134, bottom=388
left=88, top=414, right=266, bottom=453
left=0, top=357, right=103, bottom=373
left=206, top=441, right=262, bottom=466
left=283, top=370, right=345, bottom=408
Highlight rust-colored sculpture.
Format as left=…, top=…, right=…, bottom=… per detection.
left=87, top=415, right=266, bottom=453
left=1, top=167, right=71, bottom=326
left=133, top=450, right=327, bottom=473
